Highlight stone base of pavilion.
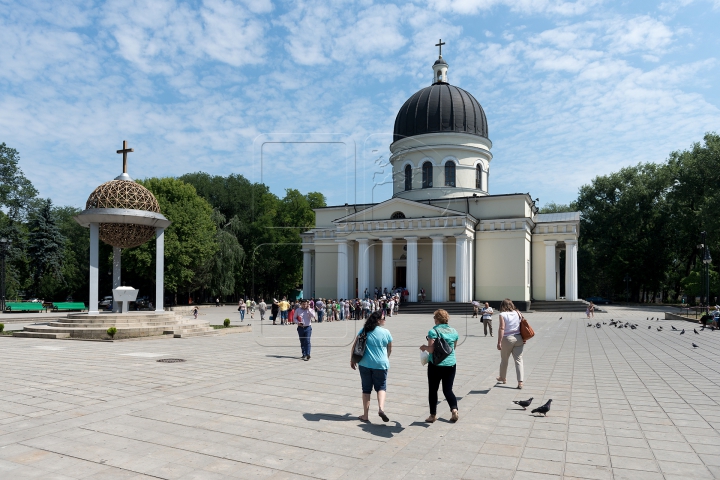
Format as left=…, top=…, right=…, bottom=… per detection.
left=13, top=311, right=218, bottom=340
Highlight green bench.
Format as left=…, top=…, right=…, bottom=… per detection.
left=52, top=302, right=87, bottom=312
left=5, top=302, right=46, bottom=312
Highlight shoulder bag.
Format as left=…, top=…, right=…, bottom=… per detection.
left=352, top=329, right=368, bottom=364
left=517, top=310, right=535, bottom=341
left=431, top=326, right=453, bottom=365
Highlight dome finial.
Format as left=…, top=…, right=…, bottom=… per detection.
left=115, top=140, right=135, bottom=181
left=432, top=40, right=449, bottom=84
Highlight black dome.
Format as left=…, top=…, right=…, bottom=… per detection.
left=393, top=83, right=488, bottom=143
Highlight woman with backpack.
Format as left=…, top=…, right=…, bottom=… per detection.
left=350, top=311, right=393, bottom=423
left=420, top=309, right=460, bottom=423
left=496, top=298, right=525, bottom=389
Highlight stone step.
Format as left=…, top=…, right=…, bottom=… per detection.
left=12, top=331, right=70, bottom=339
left=173, top=330, right=218, bottom=338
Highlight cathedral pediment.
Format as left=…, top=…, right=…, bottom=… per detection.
left=333, top=197, right=471, bottom=224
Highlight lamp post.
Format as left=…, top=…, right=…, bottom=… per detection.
left=0, top=237, right=12, bottom=312
left=703, top=240, right=712, bottom=315
left=623, top=274, right=631, bottom=303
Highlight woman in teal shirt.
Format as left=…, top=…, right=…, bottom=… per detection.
left=350, top=311, right=393, bottom=423
left=420, top=309, right=460, bottom=423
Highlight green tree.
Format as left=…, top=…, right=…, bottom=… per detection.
left=0, top=143, right=38, bottom=221
left=53, top=206, right=89, bottom=301
left=123, top=178, right=217, bottom=303
left=207, top=210, right=244, bottom=298
left=27, top=199, right=66, bottom=298
left=539, top=202, right=573, bottom=214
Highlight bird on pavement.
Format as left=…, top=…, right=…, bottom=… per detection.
left=694, top=329, right=699, bottom=334
left=532, top=399, right=552, bottom=417
left=559, top=317, right=562, bottom=320
left=651, top=317, right=654, bottom=321
left=680, top=329, right=685, bottom=335
left=692, top=343, right=699, bottom=348
left=648, top=326, right=652, bottom=329
left=587, top=323, right=592, bottom=327
left=513, top=398, right=533, bottom=410
left=672, top=325, right=678, bottom=331
left=596, top=323, right=601, bottom=328
left=657, top=327, right=663, bottom=331
left=630, top=325, right=637, bottom=330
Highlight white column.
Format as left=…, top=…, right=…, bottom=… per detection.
left=455, top=234, right=469, bottom=302
left=565, top=240, right=578, bottom=301
left=556, top=248, right=561, bottom=299
left=155, top=227, right=165, bottom=312
left=89, top=223, right=99, bottom=314
left=405, top=236, right=418, bottom=302
left=431, top=235, right=446, bottom=302
left=381, top=237, right=393, bottom=293
left=358, top=238, right=369, bottom=298
left=346, top=241, right=355, bottom=299
left=112, top=246, right=122, bottom=313
left=544, top=240, right=557, bottom=301
left=467, top=238, right=474, bottom=301
left=336, top=239, right=348, bottom=299
left=302, top=248, right=312, bottom=299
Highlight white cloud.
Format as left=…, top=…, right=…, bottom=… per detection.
left=428, top=0, right=601, bottom=16
left=605, top=15, right=674, bottom=54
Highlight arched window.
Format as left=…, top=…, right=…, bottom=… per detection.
left=404, top=164, right=412, bottom=191
left=390, top=211, right=405, bottom=219
left=445, top=162, right=456, bottom=187
left=422, top=162, right=433, bottom=188
left=476, top=165, right=483, bottom=190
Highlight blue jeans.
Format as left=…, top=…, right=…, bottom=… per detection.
left=359, top=365, right=388, bottom=393
left=317, top=310, right=324, bottom=322
left=239, top=310, right=245, bottom=321
left=297, top=325, right=312, bottom=356
left=281, top=310, right=288, bottom=322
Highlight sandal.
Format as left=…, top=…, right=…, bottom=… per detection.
left=378, top=411, right=389, bottom=422
left=517, top=382, right=523, bottom=389
left=358, top=415, right=369, bottom=423
left=496, top=377, right=506, bottom=384
left=451, top=410, right=459, bottom=423
left=425, top=415, right=436, bottom=423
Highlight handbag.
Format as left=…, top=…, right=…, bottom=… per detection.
left=430, top=326, right=453, bottom=365
left=517, top=310, right=535, bottom=341
left=352, top=329, right=368, bottom=364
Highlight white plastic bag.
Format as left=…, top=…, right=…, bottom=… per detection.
left=420, top=350, right=429, bottom=366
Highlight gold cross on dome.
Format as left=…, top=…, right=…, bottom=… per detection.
left=116, top=140, right=134, bottom=174
left=435, top=39, right=445, bottom=56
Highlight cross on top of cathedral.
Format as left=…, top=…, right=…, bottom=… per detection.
left=435, top=39, right=445, bottom=57
left=116, top=140, right=134, bottom=174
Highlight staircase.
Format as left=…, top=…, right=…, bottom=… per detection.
left=530, top=300, right=591, bottom=312
left=399, top=302, right=476, bottom=316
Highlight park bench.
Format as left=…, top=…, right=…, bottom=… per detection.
left=5, top=302, right=46, bottom=312
left=51, top=302, right=87, bottom=312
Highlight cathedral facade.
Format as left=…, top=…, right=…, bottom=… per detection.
left=301, top=53, right=580, bottom=307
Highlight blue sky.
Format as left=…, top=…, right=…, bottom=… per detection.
left=2, top=0, right=719, bottom=210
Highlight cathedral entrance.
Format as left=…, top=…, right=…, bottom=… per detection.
left=449, top=277, right=456, bottom=301
left=396, top=266, right=406, bottom=289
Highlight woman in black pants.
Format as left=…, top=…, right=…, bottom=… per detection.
left=420, top=309, right=460, bottom=423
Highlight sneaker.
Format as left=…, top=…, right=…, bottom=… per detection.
left=303, top=356, right=309, bottom=361
left=301, top=355, right=307, bottom=360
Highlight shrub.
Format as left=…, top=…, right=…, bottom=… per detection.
left=223, top=318, right=230, bottom=328
left=0, top=323, right=4, bottom=333
left=107, top=327, right=117, bottom=338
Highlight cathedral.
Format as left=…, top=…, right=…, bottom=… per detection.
left=301, top=48, right=580, bottom=308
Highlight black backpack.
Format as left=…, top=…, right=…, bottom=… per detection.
left=352, top=329, right=368, bottom=363
left=431, top=326, right=453, bottom=365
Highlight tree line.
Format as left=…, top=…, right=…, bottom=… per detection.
left=543, top=132, right=720, bottom=304
left=0, top=143, right=325, bottom=304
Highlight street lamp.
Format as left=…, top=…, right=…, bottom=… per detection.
left=703, top=243, right=712, bottom=314
left=0, top=237, right=12, bottom=312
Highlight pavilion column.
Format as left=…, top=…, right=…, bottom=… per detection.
left=544, top=240, right=557, bottom=301
left=381, top=237, right=393, bottom=293
left=112, top=247, right=122, bottom=313
left=346, top=241, right=354, bottom=299
left=357, top=238, right=370, bottom=298
left=89, top=223, right=99, bottom=314
left=405, top=236, right=418, bottom=302
left=155, top=227, right=165, bottom=312
left=336, top=239, right=348, bottom=300
left=565, top=240, right=578, bottom=301
left=431, top=235, right=446, bottom=302
left=302, top=248, right=312, bottom=299
left=467, top=238, right=473, bottom=301
left=455, top=234, right=469, bottom=302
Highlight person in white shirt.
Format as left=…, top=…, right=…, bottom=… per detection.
left=258, top=299, right=267, bottom=321
left=481, top=302, right=494, bottom=337
left=296, top=299, right=316, bottom=360
left=496, top=298, right=525, bottom=389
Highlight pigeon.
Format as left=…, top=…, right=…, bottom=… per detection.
left=680, top=329, right=685, bottom=335
left=651, top=317, right=654, bottom=321
left=646, top=317, right=649, bottom=320
left=596, top=323, right=601, bottom=328
left=648, top=326, right=652, bottom=329
left=694, top=329, right=699, bottom=334
left=603, top=322, right=606, bottom=325
left=559, top=317, right=562, bottom=320
left=672, top=326, right=678, bottom=331
left=692, top=343, right=699, bottom=348
left=587, top=323, right=592, bottom=327
left=630, top=325, right=637, bottom=330
left=513, top=398, right=533, bottom=410
left=532, top=399, right=552, bottom=417
left=657, top=327, right=662, bottom=331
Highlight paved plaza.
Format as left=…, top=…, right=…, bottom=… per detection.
left=1, top=305, right=718, bottom=479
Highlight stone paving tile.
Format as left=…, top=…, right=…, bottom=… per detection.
left=4, top=306, right=720, bottom=478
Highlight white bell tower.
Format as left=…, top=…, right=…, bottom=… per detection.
left=433, top=39, right=448, bottom=84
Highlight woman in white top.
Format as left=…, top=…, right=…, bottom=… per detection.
left=496, top=298, right=525, bottom=389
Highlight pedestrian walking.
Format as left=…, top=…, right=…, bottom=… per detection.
left=296, top=299, right=316, bottom=360
left=278, top=297, right=290, bottom=325
left=351, top=311, right=393, bottom=423
left=420, top=287, right=426, bottom=303
left=316, top=298, right=325, bottom=322
left=215, top=297, right=220, bottom=307
left=481, top=302, right=494, bottom=336
left=496, top=298, right=525, bottom=389
left=420, top=309, right=459, bottom=423
left=258, top=299, right=267, bottom=321
left=238, top=299, right=246, bottom=322
left=193, top=306, right=199, bottom=319
left=271, top=299, right=279, bottom=325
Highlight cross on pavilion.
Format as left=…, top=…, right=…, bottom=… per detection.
left=435, top=39, right=445, bottom=57
left=116, top=140, right=134, bottom=174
